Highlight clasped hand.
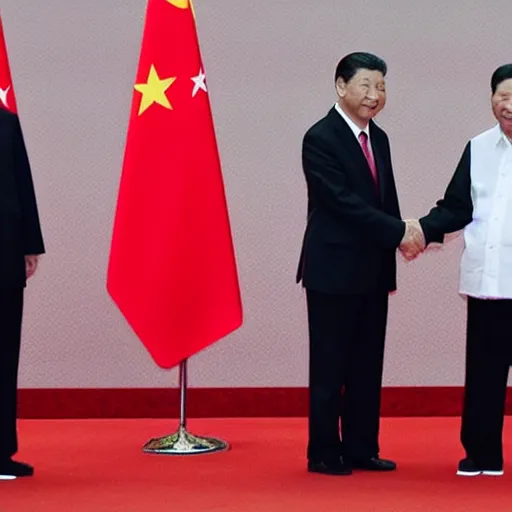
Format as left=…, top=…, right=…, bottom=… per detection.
left=399, top=219, right=425, bottom=261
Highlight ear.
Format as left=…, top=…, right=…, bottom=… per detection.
left=335, top=77, right=346, bottom=98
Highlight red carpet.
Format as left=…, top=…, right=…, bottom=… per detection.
left=0, top=418, right=511, bottom=511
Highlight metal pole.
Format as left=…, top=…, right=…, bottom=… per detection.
left=142, top=358, right=229, bottom=455
left=179, top=359, right=187, bottom=430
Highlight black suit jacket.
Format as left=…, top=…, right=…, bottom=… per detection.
left=0, top=108, right=44, bottom=288
left=296, top=107, right=405, bottom=295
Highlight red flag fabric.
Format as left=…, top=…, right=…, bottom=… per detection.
left=0, top=14, right=18, bottom=113
left=107, top=0, right=243, bottom=369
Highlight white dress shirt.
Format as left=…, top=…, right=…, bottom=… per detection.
left=334, top=103, right=373, bottom=156
left=461, top=125, right=512, bottom=299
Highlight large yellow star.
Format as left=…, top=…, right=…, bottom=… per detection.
left=134, top=65, right=176, bottom=115
left=166, top=0, right=195, bottom=18
left=166, top=0, right=189, bottom=7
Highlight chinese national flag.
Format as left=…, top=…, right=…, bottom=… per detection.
left=107, top=0, right=243, bottom=369
left=0, top=14, right=18, bottom=113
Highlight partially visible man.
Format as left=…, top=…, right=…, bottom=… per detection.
left=0, top=107, right=45, bottom=480
left=297, top=52, right=422, bottom=476
left=414, top=64, right=512, bottom=477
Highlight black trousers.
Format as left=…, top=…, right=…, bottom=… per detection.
left=306, top=289, right=388, bottom=462
left=0, top=288, right=24, bottom=460
left=461, top=297, right=511, bottom=468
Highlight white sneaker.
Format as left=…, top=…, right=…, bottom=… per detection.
left=457, top=458, right=503, bottom=477
left=482, top=469, right=504, bottom=476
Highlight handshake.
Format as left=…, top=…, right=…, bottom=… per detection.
left=399, top=219, right=425, bottom=261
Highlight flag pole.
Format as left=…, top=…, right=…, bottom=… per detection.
left=142, top=359, right=229, bottom=455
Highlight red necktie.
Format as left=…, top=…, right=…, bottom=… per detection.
left=358, top=132, right=378, bottom=187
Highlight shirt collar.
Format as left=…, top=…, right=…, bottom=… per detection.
left=493, top=124, right=512, bottom=149
left=334, top=103, right=370, bottom=141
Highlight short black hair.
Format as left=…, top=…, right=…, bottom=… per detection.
left=491, top=64, right=512, bottom=94
left=335, top=52, right=387, bottom=83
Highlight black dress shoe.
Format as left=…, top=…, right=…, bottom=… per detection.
left=0, top=459, right=34, bottom=479
left=307, top=457, right=352, bottom=476
left=351, top=457, right=396, bottom=471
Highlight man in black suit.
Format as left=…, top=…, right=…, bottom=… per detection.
left=0, top=107, right=44, bottom=479
left=297, top=52, right=422, bottom=475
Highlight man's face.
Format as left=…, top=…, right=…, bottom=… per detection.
left=336, top=69, right=386, bottom=128
left=492, top=78, right=512, bottom=138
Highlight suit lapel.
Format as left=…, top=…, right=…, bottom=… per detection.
left=328, top=109, right=382, bottom=197
left=329, top=107, right=375, bottom=187
left=369, top=122, right=387, bottom=202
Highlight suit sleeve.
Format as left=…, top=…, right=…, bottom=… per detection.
left=419, top=142, right=473, bottom=245
left=302, top=131, right=405, bottom=249
left=12, top=114, right=45, bottom=255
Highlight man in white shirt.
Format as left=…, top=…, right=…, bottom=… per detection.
left=413, top=63, right=512, bottom=477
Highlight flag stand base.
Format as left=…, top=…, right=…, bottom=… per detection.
left=142, top=425, right=229, bottom=455
left=142, top=359, right=229, bottom=455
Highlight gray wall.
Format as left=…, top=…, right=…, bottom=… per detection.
left=2, top=0, right=511, bottom=388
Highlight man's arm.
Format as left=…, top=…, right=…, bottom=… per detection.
left=419, top=142, right=473, bottom=245
left=302, top=132, right=406, bottom=249
left=12, top=114, right=45, bottom=257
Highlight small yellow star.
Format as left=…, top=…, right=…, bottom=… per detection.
left=134, top=65, right=176, bottom=115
